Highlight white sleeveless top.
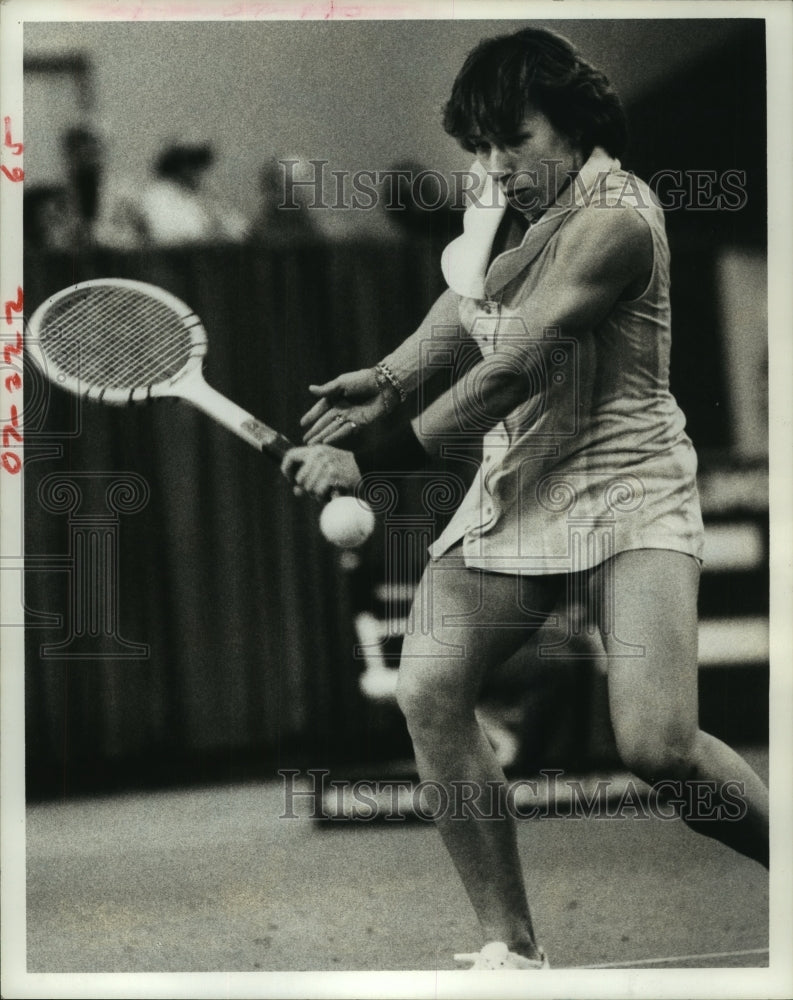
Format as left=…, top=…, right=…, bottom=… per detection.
left=429, top=149, right=705, bottom=574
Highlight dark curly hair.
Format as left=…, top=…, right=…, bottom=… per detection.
left=443, top=27, right=627, bottom=159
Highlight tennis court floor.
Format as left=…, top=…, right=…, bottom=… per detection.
left=23, top=749, right=770, bottom=976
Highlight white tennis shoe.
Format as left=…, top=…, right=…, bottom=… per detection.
left=454, top=940, right=551, bottom=970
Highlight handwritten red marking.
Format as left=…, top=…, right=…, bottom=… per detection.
left=4, top=287, right=23, bottom=324
left=3, top=331, right=22, bottom=365
left=2, top=289, right=24, bottom=474
left=3, top=117, right=23, bottom=156
left=2, top=424, right=21, bottom=448
left=1, top=165, right=24, bottom=182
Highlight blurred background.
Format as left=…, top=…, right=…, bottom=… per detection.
left=22, top=18, right=768, bottom=800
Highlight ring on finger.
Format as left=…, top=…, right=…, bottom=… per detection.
left=334, top=414, right=346, bottom=424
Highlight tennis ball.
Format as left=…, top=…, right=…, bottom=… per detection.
left=320, top=495, right=376, bottom=549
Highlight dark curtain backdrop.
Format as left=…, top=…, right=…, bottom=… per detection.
left=625, top=25, right=767, bottom=452
left=23, top=238, right=449, bottom=796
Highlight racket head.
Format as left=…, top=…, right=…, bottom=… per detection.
left=26, top=278, right=208, bottom=405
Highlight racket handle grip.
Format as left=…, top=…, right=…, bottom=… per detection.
left=264, top=437, right=294, bottom=461
left=238, top=419, right=294, bottom=461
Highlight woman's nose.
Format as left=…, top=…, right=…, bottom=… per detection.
left=484, top=145, right=513, bottom=179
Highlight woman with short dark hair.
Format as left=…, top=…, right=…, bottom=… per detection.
left=283, top=27, right=768, bottom=971
left=443, top=27, right=628, bottom=161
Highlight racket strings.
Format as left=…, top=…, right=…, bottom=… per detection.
left=106, top=325, right=196, bottom=388
left=43, top=290, right=188, bottom=384
left=53, top=321, right=190, bottom=388
left=45, top=288, right=192, bottom=382
left=39, top=287, right=202, bottom=390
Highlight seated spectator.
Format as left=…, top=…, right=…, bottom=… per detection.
left=139, top=142, right=249, bottom=247
left=250, top=156, right=321, bottom=244
left=24, top=184, right=76, bottom=252
left=60, top=125, right=144, bottom=250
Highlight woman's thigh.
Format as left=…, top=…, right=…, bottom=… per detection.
left=589, top=548, right=701, bottom=764
left=398, top=545, right=563, bottom=713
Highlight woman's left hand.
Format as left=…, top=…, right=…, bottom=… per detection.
left=300, top=368, right=395, bottom=444
left=280, top=444, right=362, bottom=501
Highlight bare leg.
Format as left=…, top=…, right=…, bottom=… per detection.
left=396, top=546, right=563, bottom=957
left=593, top=549, right=769, bottom=867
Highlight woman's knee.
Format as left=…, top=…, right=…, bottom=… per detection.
left=395, top=657, right=475, bottom=738
left=615, top=723, right=699, bottom=783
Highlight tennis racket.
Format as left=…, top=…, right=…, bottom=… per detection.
left=26, top=278, right=376, bottom=548
left=26, top=278, right=295, bottom=460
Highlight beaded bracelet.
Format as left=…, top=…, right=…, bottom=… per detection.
left=374, top=361, right=407, bottom=404
left=372, top=367, right=395, bottom=412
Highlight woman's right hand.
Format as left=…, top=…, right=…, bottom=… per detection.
left=300, top=368, right=397, bottom=444
left=280, top=444, right=361, bottom=500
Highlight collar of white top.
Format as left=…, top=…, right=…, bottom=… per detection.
left=441, top=147, right=619, bottom=299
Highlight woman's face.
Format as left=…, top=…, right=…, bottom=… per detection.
left=468, top=105, right=583, bottom=218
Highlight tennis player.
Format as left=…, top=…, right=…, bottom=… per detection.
left=282, top=27, right=769, bottom=970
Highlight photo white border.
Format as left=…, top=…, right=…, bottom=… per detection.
left=1, top=1, right=791, bottom=998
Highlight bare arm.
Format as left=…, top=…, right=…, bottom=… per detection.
left=377, top=287, right=463, bottom=395
left=300, top=286, right=464, bottom=443
left=413, top=206, right=653, bottom=442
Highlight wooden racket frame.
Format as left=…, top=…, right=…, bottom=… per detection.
left=26, top=278, right=293, bottom=461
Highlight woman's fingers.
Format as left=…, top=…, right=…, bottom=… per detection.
left=304, top=422, right=355, bottom=446
left=300, top=397, right=333, bottom=427
left=299, top=377, right=348, bottom=427
left=303, top=408, right=344, bottom=442
left=303, top=411, right=360, bottom=444
left=317, top=422, right=357, bottom=445
left=301, top=370, right=379, bottom=429
left=281, top=447, right=307, bottom=496
left=280, top=447, right=308, bottom=481
left=281, top=444, right=348, bottom=500
left=300, top=397, right=331, bottom=428
left=308, top=378, right=342, bottom=398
